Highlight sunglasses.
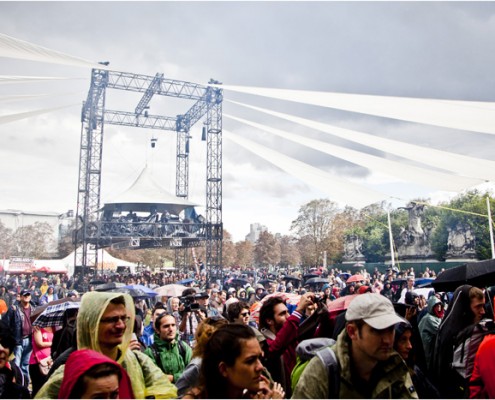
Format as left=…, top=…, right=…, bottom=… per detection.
left=100, top=316, right=131, bottom=325
left=240, top=311, right=250, bottom=317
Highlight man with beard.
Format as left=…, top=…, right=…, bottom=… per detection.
left=144, top=313, right=192, bottom=383
left=259, top=293, right=314, bottom=398
left=293, top=293, right=417, bottom=399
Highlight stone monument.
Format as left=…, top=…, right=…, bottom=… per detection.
left=396, top=202, right=436, bottom=261
left=445, top=222, right=478, bottom=261
left=342, top=233, right=366, bottom=264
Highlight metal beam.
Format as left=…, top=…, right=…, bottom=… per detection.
left=135, top=73, right=164, bottom=115
left=107, top=71, right=207, bottom=100
left=104, top=110, right=177, bottom=131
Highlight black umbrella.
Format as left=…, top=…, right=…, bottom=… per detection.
left=305, top=277, right=329, bottom=285
left=303, top=274, right=319, bottom=283
left=90, top=279, right=107, bottom=286
left=226, top=277, right=249, bottom=287
left=432, top=259, right=495, bottom=292
left=258, top=279, right=275, bottom=286
left=282, top=275, right=301, bottom=282
left=95, top=282, right=126, bottom=292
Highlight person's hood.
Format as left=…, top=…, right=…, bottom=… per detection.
left=77, top=291, right=135, bottom=364
left=427, top=295, right=441, bottom=314
left=58, top=348, right=134, bottom=399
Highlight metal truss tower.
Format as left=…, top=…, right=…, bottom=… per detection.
left=75, top=68, right=223, bottom=279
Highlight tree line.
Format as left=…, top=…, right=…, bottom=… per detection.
left=0, top=189, right=492, bottom=270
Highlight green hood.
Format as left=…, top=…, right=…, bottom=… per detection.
left=77, top=291, right=135, bottom=364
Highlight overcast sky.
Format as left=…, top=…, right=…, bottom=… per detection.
left=1, top=1, right=495, bottom=242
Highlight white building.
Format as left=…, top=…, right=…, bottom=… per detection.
left=245, top=222, right=267, bottom=243
left=0, top=209, right=74, bottom=254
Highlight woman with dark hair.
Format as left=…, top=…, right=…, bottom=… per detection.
left=175, top=316, right=228, bottom=397
left=183, top=324, right=284, bottom=399
left=58, top=349, right=134, bottom=399
left=0, top=320, right=30, bottom=399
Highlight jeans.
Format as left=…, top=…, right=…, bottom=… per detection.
left=18, top=337, right=32, bottom=385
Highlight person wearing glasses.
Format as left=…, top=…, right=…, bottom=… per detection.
left=35, top=291, right=177, bottom=399
left=227, top=301, right=265, bottom=344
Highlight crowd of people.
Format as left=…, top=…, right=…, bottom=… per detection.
left=0, top=263, right=494, bottom=399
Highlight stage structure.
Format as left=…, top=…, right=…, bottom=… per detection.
left=74, top=67, right=223, bottom=281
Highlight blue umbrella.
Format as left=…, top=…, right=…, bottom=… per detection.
left=177, top=278, right=195, bottom=285
left=414, top=278, right=434, bottom=288
left=338, top=273, right=351, bottom=280
left=123, top=284, right=159, bottom=296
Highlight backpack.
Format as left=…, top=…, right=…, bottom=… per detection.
left=290, top=338, right=340, bottom=397
left=451, top=318, right=495, bottom=380
left=149, top=340, right=187, bottom=373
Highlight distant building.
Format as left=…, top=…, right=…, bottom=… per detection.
left=245, top=222, right=267, bottom=243
left=0, top=209, right=74, bottom=255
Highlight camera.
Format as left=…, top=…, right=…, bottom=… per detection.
left=180, top=294, right=200, bottom=313
left=313, top=294, right=326, bottom=303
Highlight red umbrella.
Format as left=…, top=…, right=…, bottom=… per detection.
left=326, top=294, right=360, bottom=313
left=346, top=274, right=365, bottom=284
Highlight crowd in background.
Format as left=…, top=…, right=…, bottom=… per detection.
left=0, top=262, right=494, bottom=399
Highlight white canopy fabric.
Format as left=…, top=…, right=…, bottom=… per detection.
left=0, top=33, right=110, bottom=70
left=225, top=113, right=483, bottom=192
left=224, top=129, right=388, bottom=209
left=0, top=93, right=78, bottom=103
left=102, top=165, right=197, bottom=214
left=0, top=104, right=79, bottom=125
left=0, top=75, right=84, bottom=84
left=228, top=100, right=495, bottom=182
left=217, top=84, right=495, bottom=135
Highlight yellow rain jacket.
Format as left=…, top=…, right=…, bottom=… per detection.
left=35, top=291, right=177, bottom=399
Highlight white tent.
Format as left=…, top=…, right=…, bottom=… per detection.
left=1, top=248, right=136, bottom=277
left=102, top=165, right=197, bottom=215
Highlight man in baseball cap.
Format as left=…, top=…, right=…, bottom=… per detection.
left=293, top=293, right=417, bottom=399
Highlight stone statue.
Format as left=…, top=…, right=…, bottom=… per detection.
left=343, top=234, right=365, bottom=262
left=445, top=223, right=477, bottom=260
left=397, top=202, right=434, bottom=260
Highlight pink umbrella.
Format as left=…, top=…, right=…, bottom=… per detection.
left=346, top=274, right=365, bottom=283
left=326, top=294, right=360, bottom=313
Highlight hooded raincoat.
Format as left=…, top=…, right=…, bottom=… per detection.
left=418, top=296, right=442, bottom=372
left=432, top=284, right=474, bottom=398
left=35, top=292, right=177, bottom=399
left=58, top=349, right=134, bottom=399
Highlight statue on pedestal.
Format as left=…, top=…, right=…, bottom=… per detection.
left=397, top=202, right=435, bottom=260
left=445, top=223, right=477, bottom=260
left=343, top=234, right=366, bottom=262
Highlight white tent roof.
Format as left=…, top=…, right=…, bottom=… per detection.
left=102, top=165, right=197, bottom=214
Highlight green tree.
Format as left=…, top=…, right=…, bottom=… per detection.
left=359, top=203, right=389, bottom=262
left=254, top=231, right=280, bottom=268
left=291, top=199, right=339, bottom=267
left=430, top=190, right=494, bottom=260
